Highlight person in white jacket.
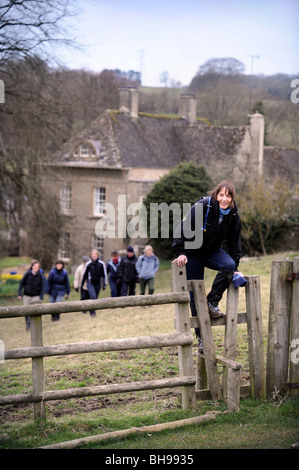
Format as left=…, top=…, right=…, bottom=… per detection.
left=74, top=256, right=90, bottom=310
left=136, top=245, right=159, bottom=296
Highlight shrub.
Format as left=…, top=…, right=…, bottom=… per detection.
left=238, top=177, right=298, bottom=255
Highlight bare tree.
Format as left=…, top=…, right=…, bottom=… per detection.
left=0, top=0, right=77, bottom=64
left=0, top=0, right=78, bottom=262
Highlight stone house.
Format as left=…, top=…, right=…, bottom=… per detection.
left=46, top=88, right=298, bottom=265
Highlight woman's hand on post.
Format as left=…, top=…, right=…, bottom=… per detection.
left=234, top=270, right=244, bottom=277
left=172, top=255, right=188, bottom=267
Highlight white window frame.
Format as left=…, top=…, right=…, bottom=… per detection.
left=93, top=187, right=106, bottom=216
left=60, top=185, right=72, bottom=214
left=80, top=143, right=90, bottom=157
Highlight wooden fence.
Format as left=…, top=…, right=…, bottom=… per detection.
left=0, top=273, right=197, bottom=419
left=1, top=257, right=298, bottom=421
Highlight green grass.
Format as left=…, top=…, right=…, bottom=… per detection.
left=0, top=252, right=298, bottom=449
left=0, top=398, right=298, bottom=449
left=0, top=257, right=31, bottom=269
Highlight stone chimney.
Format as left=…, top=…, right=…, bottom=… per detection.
left=250, top=112, right=264, bottom=177
left=119, top=87, right=139, bottom=118
left=178, top=94, right=197, bottom=124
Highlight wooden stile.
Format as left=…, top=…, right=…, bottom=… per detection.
left=192, top=280, right=223, bottom=401
left=246, top=276, right=266, bottom=399
left=223, top=282, right=239, bottom=400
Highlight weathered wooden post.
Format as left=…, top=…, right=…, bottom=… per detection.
left=223, top=282, right=239, bottom=398
left=192, top=280, right=222, bottom=401
left=266, top=259, right=292, bottom=396
left=30, top=301, right=45, bottom=419
left=172, top=263, right=196, bottom=410
left=196, top=355, right=207, bottom=391
left=289, top=257, right=299, bottom=397
left=245, top=275, right=266, bottom=399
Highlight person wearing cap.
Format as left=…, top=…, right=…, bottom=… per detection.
left=117, top=246, right=138, bottom=296
left=74, top=256, right=90, bottom=310
left=172, top=180, right=244, bottom=353
left=136, top=245, right=159, bottom=296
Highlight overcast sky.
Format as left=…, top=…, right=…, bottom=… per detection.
left=56, top=0, right=299, bottom=87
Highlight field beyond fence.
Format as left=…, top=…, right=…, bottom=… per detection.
left=0, top=252, right=298, bottom=449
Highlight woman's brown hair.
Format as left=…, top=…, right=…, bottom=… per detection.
left=209, top=180, right=236, bottom=209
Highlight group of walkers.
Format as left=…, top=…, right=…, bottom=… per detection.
left=74, top=245, right=159, bottom=316
left=17, top=244, right=159, bottom=329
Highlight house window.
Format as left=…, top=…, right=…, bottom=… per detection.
left=93, top=187, right=106, bottom=215
left=80, top=144, right=90, bottom=156
left=92, top=235, right=104, bottom=259
left=58, top=233, right=70, bottom=259
left=60, top=186, right=72, bottom=214
left=72, top=141, right=99, bottom=159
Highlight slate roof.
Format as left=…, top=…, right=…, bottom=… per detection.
left=53, top=110, right=247, bottom=170
left=52, top=109, right=299, bottom=183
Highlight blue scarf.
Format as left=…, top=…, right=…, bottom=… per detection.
left=219, top=207, right=231, bottom=216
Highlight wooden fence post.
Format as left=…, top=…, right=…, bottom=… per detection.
left=245, top=276, right=266, bottom=400
left=223, top=282, right=239, bottom=398
left=289, top=257, right=299, bottom=397
left=266, top=259, right=293, bottom=397
left=30, top=301, right=45, bottom=419
left=196, top=356, right=207, bottom=391
left=172, top=263, right=196, bottom=410
left=192, top=280, right=222, bottom=401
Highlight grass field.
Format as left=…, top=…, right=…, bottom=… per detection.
left=0, top=252, right=298, bottom=449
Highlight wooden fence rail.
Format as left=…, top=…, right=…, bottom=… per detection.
left=0, top=292, right=190, bottom=318
left=4, top=333, right=193, bottom=360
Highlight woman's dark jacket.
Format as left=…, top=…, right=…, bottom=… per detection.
left=81, top=259, right=107, bottom=288
left=18, top=269, right=46, bottom=298
left=172, top=196, right=242, bottom=268
left=117, top=255, right=138, bottom=283
left=46, top=268, right=70, bottom=296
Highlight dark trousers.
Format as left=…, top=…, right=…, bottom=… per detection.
left=81, top=288, right=89, bottom=301
left=140, top=278, right=155, bottom=295
left=87, top=282, right=101, bottom=315
left=186, top=248, right=236, bottom=339
left=109, top=278, right=121, bottom=297
left=121, top=280, right=136, bottom=296
left=80, top=287, right=89, bottom=313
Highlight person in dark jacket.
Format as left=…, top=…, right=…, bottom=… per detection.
left=106, top=251, right=121, bottom=297
left=117, top=246, right=138, bottom=296
left=172, top=180, right=244, bottom=352
left=81, top=249, right=107, bottom=316
left=46, top=260, right=70, bottom=322
left=18, top=260, right=46, bottom=330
